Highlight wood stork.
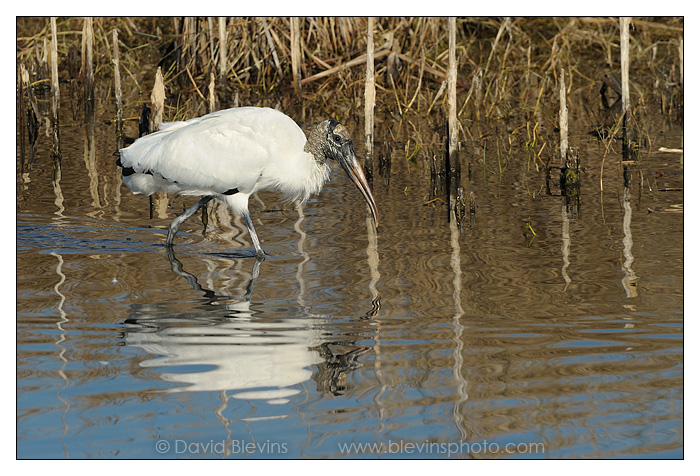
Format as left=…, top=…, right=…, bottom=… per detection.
left=117, top=107, right=378, bottom=258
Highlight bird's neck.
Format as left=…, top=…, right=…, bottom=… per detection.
left=304, top=122, right=328, bottom=165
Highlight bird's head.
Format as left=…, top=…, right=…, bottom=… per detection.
left=307, top=120, right=379, bottom=226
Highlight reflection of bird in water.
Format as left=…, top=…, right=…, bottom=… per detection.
left=116, top=107, right=378, bottom=258
left=123, top=249, right=367, bottom=401
left=313, top=343, right=370, bottom=396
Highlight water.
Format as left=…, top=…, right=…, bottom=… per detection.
left=17, top=100, right=683, bottom=459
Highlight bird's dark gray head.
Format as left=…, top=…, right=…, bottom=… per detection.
left=305, top=119, right=379, bottom=226
left=305, top=119, right=355, bottom=164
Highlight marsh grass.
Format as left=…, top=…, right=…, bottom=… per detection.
left=17, top=17, right=683, bottom=200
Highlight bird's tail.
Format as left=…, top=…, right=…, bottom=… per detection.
left=115, top=154, right=138, bottom=177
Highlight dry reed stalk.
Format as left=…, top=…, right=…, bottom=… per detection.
left=290, top=17, right=301, bottom=95
left=387, top=38, right=400, bottom=87
left=579, top=16, right=682, bottom=34
left=207, top=17, right=215, bottom=68
left=396, top=52, right=469, bottom=88
left=150, top=66, right=165, bottom=132
left=205, top=68, right=217, bottom=227
left=81, top=17, right=94, bottom=108
left=183, top=18, right=197, bottom=71
left=388, top=68, right=403, bottom=116
left=301, top=49, right=390, bottom=85
left=18, top=62, right=26, bottom=169
left=458, top=68, right=482, bottom=117
left=447, top=17, right=458, bottom=161
left=427, top=80, right=447, bottom=116
left=620, top=17, right=631, bottom=115
left=598, top=111, right=626, bottom=191
left=50, top=17, right=60, bottom=159
left=149, top=67, right=168, bottom=219
left=19, top=64, right=39, bottom=125
left=261, top=17, right=283, bottom=80
left=364, top=17, right=376, bottom=177
left=218, top=18, right=227, bottom=83
left=405, top=17, right=429, bottom=60
left=266, top=19, right=287, bottom=61
left=42, top=37, right=48, bottom=79
left=208, top=71, right=216, bottom=113
left=404, top=47, right=425, bottom=112
left=112, top=29, right=124, bottom=148
left=447, top=17, right=461, bottom=220
left=526, top=39, right=532, bottom=90
left=486, top=27, right=514, bottom=118
left=185, top=66, right=207, bottom=102
left=482, top=17, right=510, bottom=105
left=619, top=17, right=631, bottom=160
left=559, top=68, right=568, bottom=166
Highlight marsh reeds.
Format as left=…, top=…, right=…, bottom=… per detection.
left=150, top=67, right=165, bottom=132
left=208, top=72, right=217, bottom=113
left=447, top=17, right=458, bottom=166
left=290, top=17, right=301, bottom=95
left=447, top=17, right=463, bottom=225
left=112, top=29, right=124, bottom=150
left=301, top=48, right=390, bottom=88
left=16, top=17, right=682, bottom=226
left=18, top=63, right=39, bottom=172
left=555, top=68, right=580, bottom=211
left=17, top=63, right=26, bottom=173
left=81, top=17, right=94, bottom=114
left=50, top=17, right=60, bottom=160
left=558, top=68, right=568, bottom=167
left=620, top=17, right=631, bottom=117
left=364, top=17, right=376, bottom=185
left=149, top=67, right=168, bottom=220
left=261, top=17, right=283, bottom=81
left=218, top=17, right=228, bottom=106
left=619, top=17, right=634, bottom=164
left=19, top=17, right=679, bottom=123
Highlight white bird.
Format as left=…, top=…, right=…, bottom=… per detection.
left=117, top=106, right=378, bottom=258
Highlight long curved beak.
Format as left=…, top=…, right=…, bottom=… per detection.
left=338, top=143, right=379, bottom=227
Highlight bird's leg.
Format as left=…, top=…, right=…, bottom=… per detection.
left=242, top=211, right=265, bottom=259
left=166, top=196, right=214, bottom=246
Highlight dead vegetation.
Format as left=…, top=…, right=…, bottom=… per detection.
left=17, top=17, right=683, bottom=189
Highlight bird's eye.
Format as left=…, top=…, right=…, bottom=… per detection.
left=332, top=133, right=342, bottom=144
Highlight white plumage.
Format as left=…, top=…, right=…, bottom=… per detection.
left=117, top=107, right=378, bottom=258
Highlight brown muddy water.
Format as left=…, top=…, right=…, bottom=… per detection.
left=18, top=94, right=682, bottom=458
